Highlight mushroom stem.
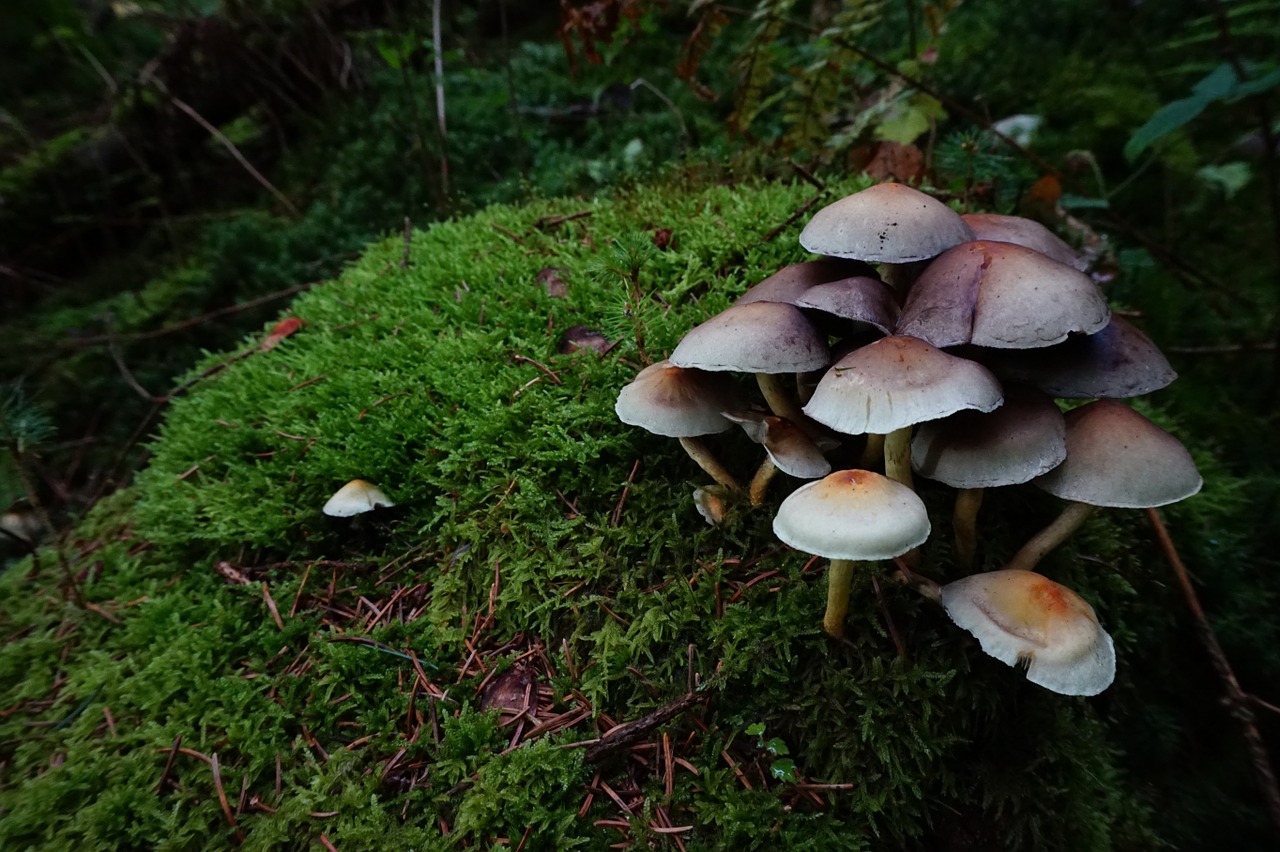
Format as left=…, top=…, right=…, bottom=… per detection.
left=678, top=436, right=742, bottom=493
left=860, top=432, right=886, bottom=470
left=883, top=427, right=914, bottom=489
left=748, top=456, right=779, bottom=507
left=1005, top=501, right=1097, bottom=572
left=953, top=487, right=984, bottom=568
left=823, top=559, right=858, bottom=639
left=756, top=373, right=809, bottom=431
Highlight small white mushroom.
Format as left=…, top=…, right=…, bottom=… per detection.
left=323, top=479, right=395, bottom=517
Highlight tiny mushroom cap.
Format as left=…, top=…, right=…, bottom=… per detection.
left=803, top=335, right=1004, bottom=436
left=897, top=241, right=1110, bottom=349
left=1034, top=400, right=1202, bottom=508
left=723, top=411, right=833, bottom=479
left=941, top=569, right=1116, bottom=696
left=669, top=302, right=830, bottom=374
left=979, top=315, right=1177, bottom=399
left=800, top=182, right=975, bottom=263
left=960, top=213, right=1085, bottom=270
left=773, top=469, right=930, bottom=560
left=912, top=386, right=1066, bottom=488
left=323, top=479, right=394, bottom=517
left=615, top=360, right=742, bottom=437
left=734, top=259, right=874, bottom=306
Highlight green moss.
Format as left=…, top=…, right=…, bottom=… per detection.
left=2, top=177, right=1233, bottom=849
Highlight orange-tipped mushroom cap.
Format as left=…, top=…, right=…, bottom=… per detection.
left=773, top=469, right=930, bottom=560
left=323, top=479, right=395, bottom=517
left=941, top=569, right=1115, bottom=696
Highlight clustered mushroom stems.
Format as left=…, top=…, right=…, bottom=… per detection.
left=860, top=432, right=886, bottom=469
left=678, top=436, right=742, bottom=494
left=1004, top=501, right=1097, bottom=573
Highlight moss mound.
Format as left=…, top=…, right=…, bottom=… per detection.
left=3, top=178, right=1215, bottom=849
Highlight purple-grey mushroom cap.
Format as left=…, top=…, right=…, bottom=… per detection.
left=1033, top=400, right=1202, bottom=508
left=897, top=241, right=1110, bottom=349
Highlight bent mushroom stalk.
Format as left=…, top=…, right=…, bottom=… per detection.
left=1005, top=400, right=1202, bottom=572
left=772, top=469, right=930, bottom=639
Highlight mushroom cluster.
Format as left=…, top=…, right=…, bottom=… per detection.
left=615, top=181, right=1201, bottom=696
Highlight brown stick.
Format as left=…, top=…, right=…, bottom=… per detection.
left=584, top=690, right=709, bottom=763
left=1146, top=507, right=1280, bottom=836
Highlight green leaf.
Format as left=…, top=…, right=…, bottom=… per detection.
left=1059, top=193, right=1110, bottom=210
left=744, top=722, right=766, bottom=737
left=1124, top=96, right=1206, bottom=162
left=770, top=759, right=797, bottom=782
left=1191, top=63, right=1239, bottom=100
left=1197, top=162, right=1253, bottom=198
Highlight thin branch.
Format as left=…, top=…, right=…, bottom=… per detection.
left=144, top=77, right=300, bottom=216
left=432, top=0, right=450, bottom=198
left=1146, top=508, right=1280, bottom=836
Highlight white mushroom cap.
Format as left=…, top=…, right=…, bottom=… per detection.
left=912, top=386, right=1066, bottom=488
left=800, top=183, right=974, bottom=263
left=897, top=241, right=1110, bottom=349
left=803, top=336, right=1004, bottom=435
left=941, top=569, right=1116, bottom=696
left=669, top=302, right=830, bottom=374
left=960, top=213, right=1085, bottom=270
left=773, top=469, right=930, bottom=560
left=323, top=479, right=395, bottom=517
left=1033, top=400, right=1202, bottom=508
left=615, top=360, right=742, bottom=437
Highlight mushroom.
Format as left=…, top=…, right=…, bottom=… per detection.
left=773, top=469, right=931, bottom=638
left=977, top=315, right=1176, bottom=399
left=668, top=301, right=829, bottom=427
left=723, top=410, right=835, bottom=506
left=1005, top=400, right=1202, bottom=572
left=800, top=182, right=974, bottom=264
left=897, top=240, right=1110, bottom=350
left=323, top=479, right=395, bottom=517
left=734, top=259, right=874, bottom=306
left=802, top=335, right=1004, bottom=487
left=615, top=360, right=745, bottom=492
left=960, top=213, right=1086, bottom=271
left=941, top=569, right=1116, bottom=696
left=911, top=386, right=1066, bottom=567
